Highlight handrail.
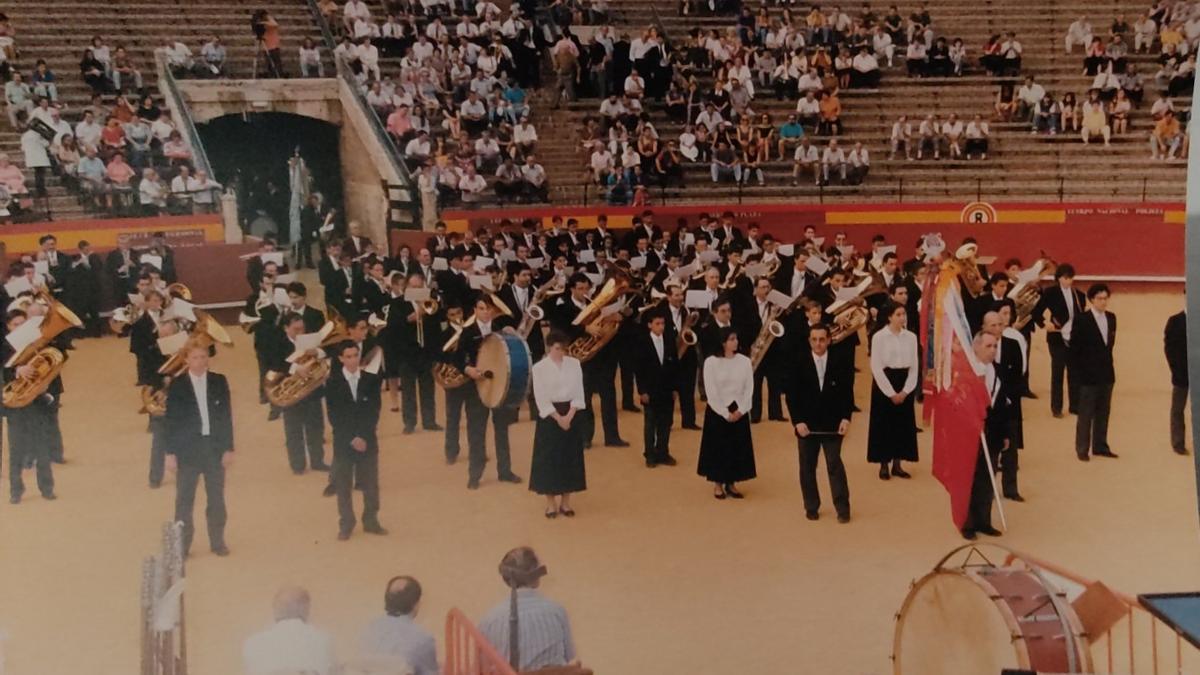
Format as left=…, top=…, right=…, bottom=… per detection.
left=444, top=607, right=518, bottom=675
left=154, top=52, right=215, bottom=178
left=302, top=0, right=337, bottom=52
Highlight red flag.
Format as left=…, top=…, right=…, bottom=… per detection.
left=929, top=338, right=991, bottom=530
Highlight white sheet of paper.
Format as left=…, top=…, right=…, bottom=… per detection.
left=319, top=221, right=336, bottom=233
left=743, top=262, right=768, bottom=279
left=404, top=287, right=431, bottom=302
left=836, top=245, right=856, bottom=258
left=577, top=249, right=595, bottom=263
left=156, top=331, right=188, bottom=356
left=698, top=250, right=720, bottom=264
left=629, top=255, right=647, bottom=270
left=273, top=288, right=290, bottom=306
left=274, top=273, right=296, bottom=284
left=767, top=289, right=793, bottom=308
left=468, top=274, right=494, bottom=290
left=681, top=233, right=695, bottom=246
left=600, top=297, right=627, bottom=317
left=977, top=255, right=997, bottom=265
left=474, top=255, right=494, bottom=271
left=673, top=260, right=699, bottom=280
left=287, top=331, right=325, bottom=362
left=362, top=346, right=384, bottom=374
left=432, top=257, right=449, bottom=271
left=585, top=272, right=604, bottom=288
left=237, top=312, right=261, bottom=327
left=871, top=245, right=897, bottom=261
left=33, top=260, right=49, bottom=276
left=261, top=251, right=285, bottom=267
left=685, top=290, right=713, bottom=310
left=141, top=254, right=164, bottom=271
left=163, top=299, right=197, bottom=323
left=778, top=244, right=795, bottom=257
left=499, top=249, right=516, bottom=261
left=526, top=257, right=545, bottom=270
left=4, top=276, right=33, bottom=296
left=806, top=256, right=830, bottom=276
left=563, top=266, right=575, bottom=276
left=5, top=315, right=44, bottom=366
left=127, top=293, right=146, bottom=308
left=811, top=237, right=825, bottom=247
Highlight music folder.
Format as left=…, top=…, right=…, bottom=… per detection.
left=260, top=251, right=285, bottom=267
left=577, top=249, right=596, bottom=263
left=156, top=331, right=189, bottom=357
left=431, top=257, right=449, bottom=271
left=5, top=316, right=45, bottom=367
left=685, top=290, right=713, bottom=310
left=777, top=244, right=795, bottom=257
left=404, top=287, right=432, bottom=302
left=767, top=290, right=793, bottom=308
left=806, top=255, right=830, bottom=276
left=141, top=254, right=164, bottom=271
left=4, top=276, right=34, bottom=297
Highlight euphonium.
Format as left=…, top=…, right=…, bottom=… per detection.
left=264, top=317, right=348, bottom=408
left=141, top=310, right=234, bottom=416
left=567, top=270, right=632, bottom=362
left=1008, top=257, right=1055, bottom=330
left=166, top=282, right=192, bottom=301
left=828, top=300, right=870, bottom=344
left=2, top=293, right=83, bottom=408
left=109, top=302, right=141, bottom=334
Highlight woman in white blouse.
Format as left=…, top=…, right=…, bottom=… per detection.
left=696, top=326, right=757, bottom=499
left=529, top=330, right=587, bottom=518
left=867, top=303, right=919, bottom=479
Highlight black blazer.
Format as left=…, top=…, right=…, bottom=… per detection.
left=1035, top=285, right=1085, bottom=332
left=436, top=270, right=472, bottom=312
left=1070, top=310, right=1116, bottom=386
left=453, top=316, right=516, bottom=371
left=129, top=313, right=162, bottom=385
left=1165, top=311, right=1188, bottom=387
left=984, top=367, right=1014, bottom=454
left=325, top=367, right=382, bottom=456
left=773, top=264, right=819, bottom=300
left=786, top=351, right=854, bottom=433
left=164, top=372, right=234, bottom=457
left=634, top=331, right=678, bottom=405
left=295, top=305, right=326, bottom=333
left=996, top=335, right=1025, bottom=391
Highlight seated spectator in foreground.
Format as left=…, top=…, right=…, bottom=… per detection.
left=112, top=47, right=145, bottom=94
left=494, top=157, right=522, bottom=202
left=710, top=142, right=740, bottom=184
left=77, top=146, right=109, bottom=204
left=1119, top=63, right=1144, bottom=105
left=1016, top=76, right=1045, bottom=121
left=1060, top=92, right=1080, bottom=132
left=655, top=141, right=685, bottom=188
left=361, top=576, right=440, bottom=675
left=300, top=37, right=325, bottom=78
left=520, top=155, right=549, bottom=202
left=994, top=82, right=1017, bottom=121
left=189, top=169, right=222, bottom=213
left=888, top=115, right=912, bottom=160
left=201, top=36, right=226, bottom=77
left=106, top=152, right=137, bottom=205
left=964, top=114, right=989, bottom=159
left=1169, top=53, right=1196, bottom=97
left=1032, top=94, right=1060, bottom=134
left=819, top=89, right=843, bottom=136
left=792, top=137, right=820, bottom=186
left=478, top=547, right=578, bottom=672
left=821, top=138, right=848, bottom=185
left=0, top=151, right=27, bottom=196
left=56, top=135, right=81, bottom=189
left=847, top=141, right=870, bottom=184
left=162, top=130, right=192, bottom=166
left=916, top=114, right=941, bottom=160
left=79, top=48, right=110, bottom=94
left=31, top=60, right=58, bottom=103
left=138, top=168, right=167, bottom=215
left=999, top=31, right=1022, bottom=75
left=243, top=586, right=336, bottom=675
left=1151, top=110, right=1184, bottom=160
left=1081, top=38, right=1107, bottom=76
left=1065, top=16, right=1094, bottom=54
left=459, top=165, right=488, bottom=203
left=851, top=48, right=881, bottom=87
left=5, top=70, right=33, bottom=127
left=1080, top=89, right=1112, bottom=145
left=942, top=113, right=965, bottom=157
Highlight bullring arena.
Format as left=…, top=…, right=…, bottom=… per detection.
left=0, top=0, right=1198, bottom=674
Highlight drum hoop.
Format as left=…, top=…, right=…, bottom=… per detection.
left=964, top=569, right=1034, bottom=669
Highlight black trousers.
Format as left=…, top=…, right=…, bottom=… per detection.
left=149, top=415, right=167, bottom=487
left=1075, top=383, right=1113, bottom=456
left=1000, top=425, right=1019, bottom=496
left=798, top=434, right=850, bottom=518
left=8, top=405, right=54, bottom=499
left=444, top=385, right=468, bottom=461
left=1047, top=333, right=1078, bottom=414
left=964, top=445, right=996, bottom=534
left=465, top=391, right=514, bottom=481
left=643, top=398, right=674, bottom=461
left=294, top=237, right=315, bottom=268
left=1171, top=385, right=1188, bottom=452
left=400, top=364, right=437, bottom=431
left=256, top=354, right=269, bottom=404
left=46, top=402, right=64, bottom=463
left=333, top=450, right=380, bottom=533
left=174, top=444, right=227, bottom=554
left=674, top=354, right=698, bottom=427
left=583, top=359, right=620, bottom=444
left=618, top=340, right=638, bottom=408
left=283, top=395, right=326, bottom=471
left=751, top=368, right=784, bottom=422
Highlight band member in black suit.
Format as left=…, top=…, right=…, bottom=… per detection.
left=439, top=305, right=470, bottom=464
left=145, top=321, right=179, bottom=489
left=963, top=331, right=1008, bottom=540
left=786, top=324, right=854, bottom=523
left=284, top=282, right=326, bottom=332
left=389, top=273, right=440, bottom=433
left=66, top=240, right=104, bottom=337
left=660, top=283, right=700, bottom=429
left=744, top=277, right=785, bottom=422
left=389, top=245, right=417, bottom=278
left=356, top=260, right=391, bottom=316
left=436, top=251, right=473, bottom=312
left=1034, top=263, right=1085, bottom=417
left=36, top=234, right=69, bottom=296
left=458, top=295, right=524, bottom=489
left=714, top=211, right=743, bottom=246
left=246, top=237, right=287, bottom=293
left=129, top=290, right=166, bottom=386
left=106, top=234, right=141, bottom=305
left=498, top=263, right=545, bottom=420
left=325, top=340, right=387, bottom=539
left=318, top=239, right=343, bottom=288
left=635, top=313, right=679, bottom=467
left=1165, top=308, right=1189, bottom=455
left=267, top=313, right=329, bottom=474
left=774, top=249, right=818, bottom=301
left=345, top=221, right=373, bottom=260
left=324, top=249, right=360, bottom=320
left=986, top=307, right=1025, bottom=500
left=246, top=275, right=282, bottom=404
left=1070, top=284, right=1117, bottom=461
left=146, top=232, right=178, bottom=283
left=164, top=340, right=234, bottom=557
left=4, top=309, right=59, bottom=504
left=426, top=221, right=452, bottom=257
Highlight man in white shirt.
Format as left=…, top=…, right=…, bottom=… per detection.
left=357, top=37, right=381, bottom=82
left=1016, top=75, right=1045, bottom=121
left=792, top=137, right=820, bottom=186
left=459, top=165, right=488, bottom=203
left=889, top=115, right=912, bottom=159
left=243, top=586, right=336, bottom=675
left=138, top=168, right=167, bottom=215
left=74, top=110, right=104, bottom=151
left=405, top=131, right=432, bottom=163
left=694, top=103, right=723, bottom=133
left=343, top=0, right=372, bottom=34
left=964, top=114, right=990, bottom=159
left=821, top=139, right=848, bottom=185
left=847, top=142, right=870, bottom=184
left=512, top=117, right=538, bottom=156
left=520, top=156, right=548, bottom=202
left=1065, top=16, right=1094, bottom=53
left=795, top=90, right=821, bottom=130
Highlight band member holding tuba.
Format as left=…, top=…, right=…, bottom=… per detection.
left=438, top=304, right=472, bottom=465
left=4, top=308, right=60, bottom=503
left=867, top=302, right=919, bottom=481
left=244, top=273, right=283, bottom=404
left=267, top=313, right=330, bottom=475
left=458, top=294, right=523, bottom=490
left=145, top=320, right=181, bottom=489
left=529, top=329, right=587, bottom=518
left=129, top=289, right=167, bottom=387
left=326, top=339, right=388, bottom=540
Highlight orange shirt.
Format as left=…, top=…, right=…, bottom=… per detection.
left=820, top=96, right=841, bottom=120
left=263, top=20, right=281, bottom=51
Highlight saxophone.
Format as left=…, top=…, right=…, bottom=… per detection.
left=748, top=304, right=785, bottom=370
left=2, top=291, right=82, bottom=408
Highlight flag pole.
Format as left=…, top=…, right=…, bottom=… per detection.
left=978, top=432, right=1008, bottom=531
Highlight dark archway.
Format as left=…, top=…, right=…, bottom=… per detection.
left=198, top=112, right=343, bottom=242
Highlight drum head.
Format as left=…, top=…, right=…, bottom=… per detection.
left=476, top=334, right=512, bottom=409
left=894, top=570, right=1022, bottom=675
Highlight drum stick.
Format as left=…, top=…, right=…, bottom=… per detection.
left=978, top=432, right=1009, bottom=532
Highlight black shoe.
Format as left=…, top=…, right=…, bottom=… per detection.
left=363, top=523, right=388, bottom=535
left=622, top=404, right=642, bottom=412
left=545, top=508, right=559, bottom=519
left=1024, top=391, right=1038, bottom=399
left=1005, top=493, right=1026, bottom=502
left=149, top=481, right=161, bottom=489
left=978, top=526, right=1003, bottom=537
left=559, top=506, right=576, bottom=517
left=322, top=483, right=336, bottom=497
left=425, top=424, right=444, bottom=431
left=390, top=406, right=400, bottom=413
left=879, top=465, right=890, bottom=480
left=658, top=455, right=678, bottom=466
left=836, top=514, right=850, bottom=524
left=51, top=458, right=66, bottom=465
left=337, top=530, right=351, bottom=541
left=445, top=455, right=458, bottom=465
left=682, top=424, right=702, bottom=430
left=311, top=462, right=330, bottom=472
left=725, top=485, right=744, bottom=499
left=645, top=459, right=658, bottom=468
left=1076, top=452, right=1090, bottom=462
left=892, top=467, right=912, bottom=479
left=768, top=415, right=787, bottom=422
left=292, top=468, right=306, bottom=476
left=498, top=473, right=523, bottom=484
left=1174, top=447, right=1190, bottom=455
left=805, top=511, right=819, bottom=521
left=750, top=416, right=762, bottom=424
left=605, top=439, right=630, bottom=448
left=211, top=545, right=231, bottom=556
left=961, top=529, right=977, bottom=540
left=402, top=427, right=415, bottom=435
left=1093, top=450, right=1119, bottom=458
left=1053, top=411, right=1064, bottom=419
left=467, top=478, right=480, bottom=490
left=268, top=409, right=281, bottom=421
left=713, top=487, right=727, bottom=500
left=41, top=492, right=57, bottom=501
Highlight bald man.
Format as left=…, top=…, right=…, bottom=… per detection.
left=962, top=332, right=1010, bottom=540
left=242, top=586, right=336, bottom=675
left=362, top=576, right=440, bottom=675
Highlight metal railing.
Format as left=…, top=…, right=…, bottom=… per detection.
left=155, top=53, right=215, bottom=179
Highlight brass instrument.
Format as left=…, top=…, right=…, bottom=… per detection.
left=748, top=304, right=786, bottom=371
left=517, top=277, right=563, bottom=339
left=433, top=315, right=474, bottom=389
left=826, top=278, right=886, bottom=344
left=952, top=243, right=988, bottom=298
left=264, top=314, right=348, bottom=408
left=141, top=309, right=234, bottom=416
left=2, top=292, right=83, bottom=408
left=166, top=282, right=192, bottom=301
left=1008, top=256, right=1056, bottom=330
left=676, top=310, right=700, bottom=358
left=719, top=263, right=744, bottom=289
left=415, top=297, right=439, bottom=347
left=109, top=301, right=142, bottom=334
left=567, top=268, right=634, bottom=362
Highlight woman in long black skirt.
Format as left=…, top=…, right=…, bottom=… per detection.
left=529, top=330, right=587, bottom=518
left=697, top=326, right=756, bottom=499
left=867, top=303, right=919, bottom=480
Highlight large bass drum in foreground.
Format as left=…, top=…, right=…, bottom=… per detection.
left=475, top=332, right=531, bottom=409
left=893, top=544, right=1093, bottom=675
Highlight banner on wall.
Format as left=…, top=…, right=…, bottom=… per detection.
left=0, top=214, right=223, bottom=254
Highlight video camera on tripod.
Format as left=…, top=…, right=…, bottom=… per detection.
left=250, top=9, right=268, bottom=40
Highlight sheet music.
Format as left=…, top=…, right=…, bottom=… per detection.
left=162, top=299, right=196, bottom=323
left=777, top=244, right=795, bottom=257
left=836, top=245, right=856, bottom=257
left=4, top=276, right=33, bottom=296
left=698, top=250, right=720, bottom=264
left=362, top=347, right=384, bottom=374
left=4, top=316, right=44, bottom=367
left=260, top=251, right=285, bottom=267
left=33, top=260, right=49, bottom=276
left=156, top=331, right=188, bottom=356
left=526, top=257, right=545, bottom=270
left=431, top=257, right=449, bottom=271
left=673, top=260, right=700, bottom=280
left=404, top=287, right=432, bottom=302
left=141, top=254, right=164, bottom=271
left=806, top=256, right=830, bottom=276
left=272, top=288, right=291, bottom=306
left=629, top=255, right=647, bottom=270
left=274, top=273, right=296, bottom=284
left=685, top=290, right=713, bottom=310
left=766, top=289, right=793, bottom=308
left=474, top=255, right=495, bottom=271
left=468, top=274, right=494, bottom=290
left=577, top=249, right=596, bottom=263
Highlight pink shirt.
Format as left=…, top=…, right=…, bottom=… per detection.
left=0, top=164, right=26, bottom=193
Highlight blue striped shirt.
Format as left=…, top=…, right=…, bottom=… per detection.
left=477, top=589, right=576, bottom=670
left=361, top=615, right=441, bottom=675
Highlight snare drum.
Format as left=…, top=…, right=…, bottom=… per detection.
left=893, top=544, right=1092, bottom=675
left=475, top=332, right=532, bottom=409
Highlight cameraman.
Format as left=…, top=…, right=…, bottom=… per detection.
left=252, top=10, right=284, bottom=77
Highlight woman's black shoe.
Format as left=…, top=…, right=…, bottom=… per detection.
left=879, top=464, right=891, bottom=480
left=559, top=507, right=576, bottom=517
left=724, top=485, right=744, bottom=499
left=892, top=466, right=912, bottom=479
left=544, top=508, right=559, bottom=519
left=713, top=488, right=727, bottom=500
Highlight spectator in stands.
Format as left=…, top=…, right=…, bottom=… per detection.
left=0, top=152, right=25, bottom=198
left=1151, top=110, right=1184, bottom=160
left=160, top=39, right=202, bottom=78
left=29, top=96, right=54, bottom=127
left=1116, top=63, right=1143, bottom=106
left=5, top=71, right=32, bottom=128
left=740, top=144, right=764, bottom=187
left=655, top=141, right=684, bottom=188
left=31, top=60, right=57, bottom=103
left=852, top=47, right=881, bottom=87
left=778, top=114, right=805, bottom=161
left=478, top=547, right=578, bottom=672
left=889, top=114, right=912, bottom=160
left=460, top=165, right=488, bottom=203
left=169, top=165, right=196, bottom=213
left=44, top=107, right=71, bottom=145
left=792, top=136, right=819, bottom=185
left=916, top=114, right=941, bottom=160
left=904, top=39, right=927, bottom=77
left=189, top=169, right=222, bottom=214
left=201, top=36, right=226, bottom=77
left=999, top=31, right=1022, bottom=75
left=105, top=152, right=136, bottom=207
left=1032, top=94, right=1060, bottom=134
left=819, top=89, right=843, bottom=135
left=300, top=37, right=324, bottom=78
left=18, top=115, right=48, bottom=197
left=821, top=138, right=848, bottom=185
left=77, top=146, right=108, bottom=205
left=512, top=116, right=538, bottom=158
left=1066, top=16, right=1094, bottom=54
left=1169, top=53, right=1196, bottom=97
left=111, top=47, right=144, bottom=93
left=1016, top=76, right=1045, bottom=121
left=1058, top=92, right=1080, bottom=132
left=123, top=116, right=153, bottom=169
left=89, top=36, right=112, bottom=74
left=404, top=130, right=432, bottom=164
left=711, top=141, right=740, bottom=184
left=100, top=117, right=127, bottom=158
left=948, top=37, right=967, bottom=76
left=795, top=90, right=820, bottom=131
left=873, top=25, right=896, bottom=68
left=361, top=576, right=439, bottom=675
left=928, top=37, right=952, bottom=76
left=475, top=130, right=502, bottom=171
left=162, top=130, right=192, bottom=167
left=964, top=114, right=989, bottom=159
left=138, top=168, right=167, bottom=215
left=255, top=11, right=285, bottom=78
left=1109, top=89, right=1132, bottom=134
left=1106, top=34, right=1128, bottom=72
left=942, top=113, right=964, bottom=157
left=847, top=141, right=870, bottom=184
left=980, top=34, right=1003, bottom=75
left=460, top=91, right=488, bottom=135
left=358, top=37, right=381, bottom=82
left=1083, top=37, right=1108, bottom=76
left=80, top=48, right=110, bottom=95
left=521, top=155, right=549, bottom=202
left=1134, top=13, right=1157, bottom=53
left=1151, top=93, right=1175, bottom=120
left=494, top=158, right=522, bottom=203
left=243, top=586, right=335, bottom=675
left=1080, top=89, right=1112, bottom=145
left=589, top=143, right=614, bottom=184
left=56, top=135, right=81, bottom=191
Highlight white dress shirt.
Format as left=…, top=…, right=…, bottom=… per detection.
left=1092, top=308, right=1108, bottom=344
left=532, top=355, right=585, bottom=418
left=242, top=618, right=336, bottom=675
left=650, top=331, right=665, bottom=363
left=869, top=327, right=919, bottom=397
left=813, top=351, right=828, bottom=390
left=477, top=319, right=493, bottom=337
left=344, top=366, right=361, bottom=401
left=1060, top=284, right=1076, bottom=341
left=188, top=371, right=210, bottom=436
left=703, top=354, right=754, bottom=421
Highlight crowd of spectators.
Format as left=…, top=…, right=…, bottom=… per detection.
left=887, top=112, right=989, bottom=160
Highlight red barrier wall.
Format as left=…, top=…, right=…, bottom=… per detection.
left=0, top=213, right=224, bottom=254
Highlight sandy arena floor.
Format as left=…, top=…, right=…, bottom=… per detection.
left=1, top=291, right=1197, bottom=675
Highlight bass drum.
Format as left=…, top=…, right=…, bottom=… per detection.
left=893, top=544, right=1092, bottom=675
left=475, top=332, right=532, bottom=409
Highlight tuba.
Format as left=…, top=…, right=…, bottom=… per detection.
left=2, top=291, right=84, bottom=408
left=826, top=277, right=886, bottom=344
left=951, top=243, right=988, bottom=297
left=264, top=315, right=348, bottom=408
left=1008, top=256, right=1055, bottom=330
left=166, top=282, right=192, bottom=301
left=517, top=276, right=564, bottom=339
left=566, top=268, right=634, bottom=362
left=140, top=310, right=233, bottom=416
